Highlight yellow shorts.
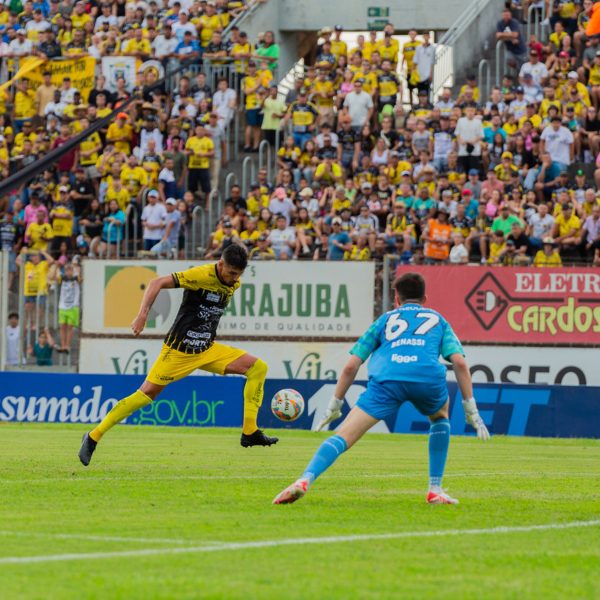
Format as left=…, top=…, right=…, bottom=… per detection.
left=147, top=343, right=246, bottom=385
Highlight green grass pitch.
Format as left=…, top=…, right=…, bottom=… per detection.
left=0, top=423, right=598, bottom=600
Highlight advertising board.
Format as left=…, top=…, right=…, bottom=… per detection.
left=395, top=266, right=600, bottom=345
left=82, top=260, right=374, bottom=338
left=1, top=373, right=597, bottom=438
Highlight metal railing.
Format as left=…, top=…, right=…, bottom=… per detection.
left=191, top=205, right=207, bottom=259
left=241, top=155, right=256, bottom=197
left=258, top=139, right=272, bottom=182
left=124, top=203, right=139, bottom=258
left=433, top=0, right=505, bottom=100
left=495, top=40, right=507, bottom=87
left=526, top=3, right=547, bottom=43
left=224, top=172, right=238, bottom=198
left=478, top=59, right=491, bottom=104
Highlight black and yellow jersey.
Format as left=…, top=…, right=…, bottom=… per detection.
left=165, top=264, right=240, bottom=354
left=287, top=101, right=319, bottom=133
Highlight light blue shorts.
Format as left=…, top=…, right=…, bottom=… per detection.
left=356, top=379, right=449, bottom=420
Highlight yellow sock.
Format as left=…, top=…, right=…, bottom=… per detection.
left=242, top=359, right=268, bottom=435
left=90, top=389, right=152, bottom=442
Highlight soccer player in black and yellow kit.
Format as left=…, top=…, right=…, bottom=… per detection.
left=79, top=245, right=277, bottom=466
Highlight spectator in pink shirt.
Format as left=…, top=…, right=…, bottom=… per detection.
left=23, top=190, right=48, bottom=229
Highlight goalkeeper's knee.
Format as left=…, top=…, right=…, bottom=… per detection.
left=246, top=358, right=268, bottom=382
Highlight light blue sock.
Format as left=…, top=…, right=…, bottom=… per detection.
left=302, top=435, right=347, bottom=484
left=429, top=418, right=450, bottom=488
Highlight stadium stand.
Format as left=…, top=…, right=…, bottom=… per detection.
left=1, top=0, right=600, bottom=366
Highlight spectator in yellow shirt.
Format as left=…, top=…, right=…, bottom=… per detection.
left=13, top=80, right=36, bottom=131
left=106, top=112, right=133, bottom=154
left=534, top=237, right=563, bottom=266
left=552, top=202, right=581, bottom=252
left=25, top=209, right=54, bottom=252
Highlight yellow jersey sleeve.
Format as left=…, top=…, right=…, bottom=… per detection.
left=172, top=264, right=214, bottom=291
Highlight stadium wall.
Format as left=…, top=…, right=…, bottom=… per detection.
left=0, top=373, right=598, bottom=438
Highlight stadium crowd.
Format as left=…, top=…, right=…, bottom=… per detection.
left=0, top=0, right=599, bottom=296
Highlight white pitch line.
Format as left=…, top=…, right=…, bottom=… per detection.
left=0, top=520, right=598, bottom=566
left=0, top=471, right=594, bottom=485
left=0, top=531, right=222, bottom=546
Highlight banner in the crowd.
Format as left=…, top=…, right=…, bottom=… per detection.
left=81, top=260, right=375, bottom=338
left=0, top=57, right=45, bottom=91
left=79, top=339, right=597, bottom=386
left=0, top=373, right=597, bottom=438
left=396, top=266, right=600, bottom=345
left=8, top=57, right=96, bottom=101
left=79, top=339, right=366, bottom=379
left=102, top=57, right=137, bottom=92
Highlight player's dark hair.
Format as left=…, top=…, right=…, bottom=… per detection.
left=222, top=243, right=248, bottom=270
left=394, top=273, right=426, bottom=302
left=8, top=312, right=18, bottom=320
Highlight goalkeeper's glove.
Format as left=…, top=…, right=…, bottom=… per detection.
left=462, top=397, right=490, bottom=441
left=315, top=396, right=344, bottom=432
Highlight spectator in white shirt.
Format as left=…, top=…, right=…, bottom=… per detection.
left=141, top=190, right=167, bottom=250
left=413, top=33, right=436, bottom=97
left=268, top=215, right=296, bottom=260
left=540, top=116, right=574, bottom=170
left=519, top=49, right=548, bottom=87
left=212, top=78, right=237, bottom=126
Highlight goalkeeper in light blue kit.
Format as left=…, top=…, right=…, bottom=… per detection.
left=274, top=272, right=490, bottom=505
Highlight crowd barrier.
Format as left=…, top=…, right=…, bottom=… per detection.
left=0, top=373, right=597, bottom=439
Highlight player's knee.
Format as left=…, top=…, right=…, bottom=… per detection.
left=247, top=358, right=268, bottom=381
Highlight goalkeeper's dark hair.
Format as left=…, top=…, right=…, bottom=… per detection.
left=222, top=243, right=248, bottom=270
left=393, top=272, right=426, bottom=302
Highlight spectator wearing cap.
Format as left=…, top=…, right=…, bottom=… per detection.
left=331, top=25, right=348, bottom=60
left=147, top=198, right=180, bottom=258
left=519, top=49, right=549, bottom=87
left=106, top=112, right=133, bottom=155
left=174, top=31, right=201, bottom=62
left=120, top=154, right=148, bottom=205
left=268, top=214, right=296, bottom=260
left=552, top=201, right=582, bottom=252
left=141, top=190, right=167, bottom=251
left=8, top=28, right=33, bottom=70
left=540, top=115, right=574, bottom=172
left=205, top=218, right=241, bottom=259
left=268, top=187, right=295, bottom=224
left=249, top=233, right=275, bottom=261
left=285, top=87, right=319, bottom=151
left=534, top=237, right=563, bottom=267
left=327, top=217, right=352, bottom=261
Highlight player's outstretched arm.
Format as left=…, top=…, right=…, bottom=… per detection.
left=450, top=353, right=490, bottom=441
left=131, top=275, right=175, bottom=336
left=316, top=355, right=364, bottom=432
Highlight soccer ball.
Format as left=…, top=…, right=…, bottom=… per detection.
left=271, top=388, right=305, bottom=422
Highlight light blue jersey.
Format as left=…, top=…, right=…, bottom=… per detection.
left=350, top=303, right=464, bottom=385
